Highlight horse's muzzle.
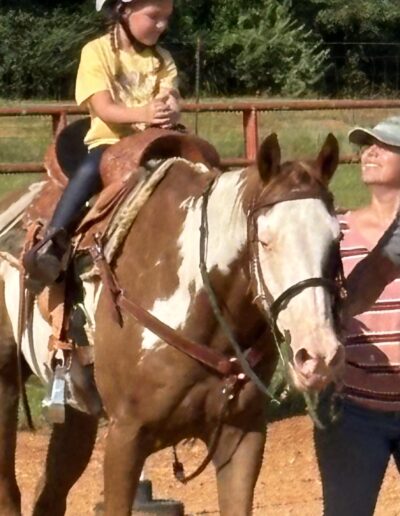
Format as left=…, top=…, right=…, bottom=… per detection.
left=290, top=344, right=345, bottom=392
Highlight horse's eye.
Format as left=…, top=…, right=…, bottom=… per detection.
left=258, top=240, right=270, bottom=250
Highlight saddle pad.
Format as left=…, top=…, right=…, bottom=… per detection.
left=81, top=157, right=210, bottom=279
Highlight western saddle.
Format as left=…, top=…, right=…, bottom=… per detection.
left=23, top=119, right=221, bottom=251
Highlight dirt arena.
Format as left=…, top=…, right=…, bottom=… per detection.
left=18, top=415, right=400, bottom=515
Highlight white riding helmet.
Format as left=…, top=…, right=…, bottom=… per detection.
left=96, top=0, right=132, bottom=11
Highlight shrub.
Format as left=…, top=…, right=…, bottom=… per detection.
left=0, top=4, right=101, bottom=99
left=170, top=0, right=328, bottom=97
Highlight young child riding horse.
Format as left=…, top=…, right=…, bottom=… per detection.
left=23, top=0, right=180, bottom=290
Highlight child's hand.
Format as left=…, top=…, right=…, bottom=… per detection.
left=154, top=91, right=181, bottom=129
left=163, top=94, right=181, bottom=128
left=143, top=98, right=173, bottom=126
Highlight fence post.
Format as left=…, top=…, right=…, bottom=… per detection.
left=52, top=111, right=68, bottom=137
left=243, top=108, right=259, bottom=162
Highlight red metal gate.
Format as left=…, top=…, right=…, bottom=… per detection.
left=2, top=99, right=400, bottom=173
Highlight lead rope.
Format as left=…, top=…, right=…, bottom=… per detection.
left=199, top=179, right=279, bottom=401
left=171, top=181, right=281, bottom=485
left=172, top=375, right=243, bottom=484
left=249, top=204, right=328, bottom=430
left=247, top=203, right=296, bottom=406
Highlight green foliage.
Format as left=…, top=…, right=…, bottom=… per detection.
left=207, top=1, right=328, bottom=96
left=1, top=0, right=400, bottom=98
left=310, top=0, right=400, bottom=39
left=290, top=0, right=400, bottom=96
left=169, top=0, right=328, bottom=96
left=0, top=3, right=101, bottom=98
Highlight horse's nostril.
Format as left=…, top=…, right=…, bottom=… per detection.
left=294, top=348, right=313, bottom=369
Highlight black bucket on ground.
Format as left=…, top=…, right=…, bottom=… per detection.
left=94, top=479, right=185, bottom=516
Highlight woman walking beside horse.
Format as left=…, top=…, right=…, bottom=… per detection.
left=315, top=116, right=400, bottom=516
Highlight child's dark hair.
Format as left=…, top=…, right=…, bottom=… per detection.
left=105, top=0, right=165, bottom=87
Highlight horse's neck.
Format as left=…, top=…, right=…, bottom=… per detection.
left=132, top=167, right=263, bottom=351
left=203, top=169, right=248, bottom=269
left=172, top=168, right=262, bottom=347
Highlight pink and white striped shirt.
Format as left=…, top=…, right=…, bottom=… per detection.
left=340, top=212, right=400, bottom=411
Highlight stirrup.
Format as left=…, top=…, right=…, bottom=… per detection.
left=42, top=364, right=68, bottom=424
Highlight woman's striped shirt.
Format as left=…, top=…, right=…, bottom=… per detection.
left=340, top=211, right=400, bottom=411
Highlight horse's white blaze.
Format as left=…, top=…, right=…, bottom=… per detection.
left=256, top=199, right=340, bottom=350
left=141, top=170, right=247, bottom=350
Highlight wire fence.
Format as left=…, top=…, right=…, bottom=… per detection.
left=323, top=42, right=400, bottom=97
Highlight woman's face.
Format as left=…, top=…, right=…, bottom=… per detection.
left=125, top=0, right=173, bottom=46
left=360, top=141, right=400, bottom=188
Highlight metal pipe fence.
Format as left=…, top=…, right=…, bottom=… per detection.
left=2, top=99, right=400, bottom=173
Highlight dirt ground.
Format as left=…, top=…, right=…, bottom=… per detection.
left=17, top=415, right=400, bottom=515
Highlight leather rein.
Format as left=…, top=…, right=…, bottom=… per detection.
left=92, top=179, right=345, bottom=386
left=247, top=188, right=346, bottom=340
left=91, top=175, right=345, bottom=484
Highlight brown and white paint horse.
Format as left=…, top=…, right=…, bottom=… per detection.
left=0, top=133, right=344, bottom=516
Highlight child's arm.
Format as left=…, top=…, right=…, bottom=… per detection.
left=89, top=90, right=174, bottom=126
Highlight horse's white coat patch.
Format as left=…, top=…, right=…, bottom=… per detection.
left=255, top=198, right=340, bottom=342
left=141, top=170, right=247, bottom=350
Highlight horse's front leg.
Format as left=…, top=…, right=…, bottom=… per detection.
left=0, top=335, right=21, bottom=516
left=211, top=415, right=266, bottom=516
left=103, top=416, right=151, bottom=516
left=32, top=406, right=98, bottom=516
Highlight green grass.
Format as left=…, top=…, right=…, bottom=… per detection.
left=19, top=378, right=47, bottom=430
left=1, top=102, right=391, bottom=208
left=0, top=173, right=43, bottom=199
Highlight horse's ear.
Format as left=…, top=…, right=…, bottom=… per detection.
left=315, top=133, right=339, bottom=184
left=257, top=133, right=281, bottom=183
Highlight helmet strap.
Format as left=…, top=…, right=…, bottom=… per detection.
left=117, top=3, right=155, bottom=53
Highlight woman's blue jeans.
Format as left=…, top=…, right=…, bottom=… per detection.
left=314, top=399, right=400, bottom=516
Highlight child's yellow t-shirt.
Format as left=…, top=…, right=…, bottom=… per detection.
left=75, top=34, right=179, bottom=150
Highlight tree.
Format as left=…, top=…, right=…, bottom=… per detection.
left=289, top=0, right=400, bottom=96
left=0, top=3, right=101, bottom=98
left=169, top=0, right=328, bottom=96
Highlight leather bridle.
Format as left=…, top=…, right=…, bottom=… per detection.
left=246, top=189, right=346, bottom=344
left=91, top=172, right=347, bottom=484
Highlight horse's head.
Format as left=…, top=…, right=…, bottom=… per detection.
left=247, top=133, right=344, bottom=391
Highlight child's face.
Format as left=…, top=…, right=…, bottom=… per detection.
left=126, top=0, right=173, bottom=46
